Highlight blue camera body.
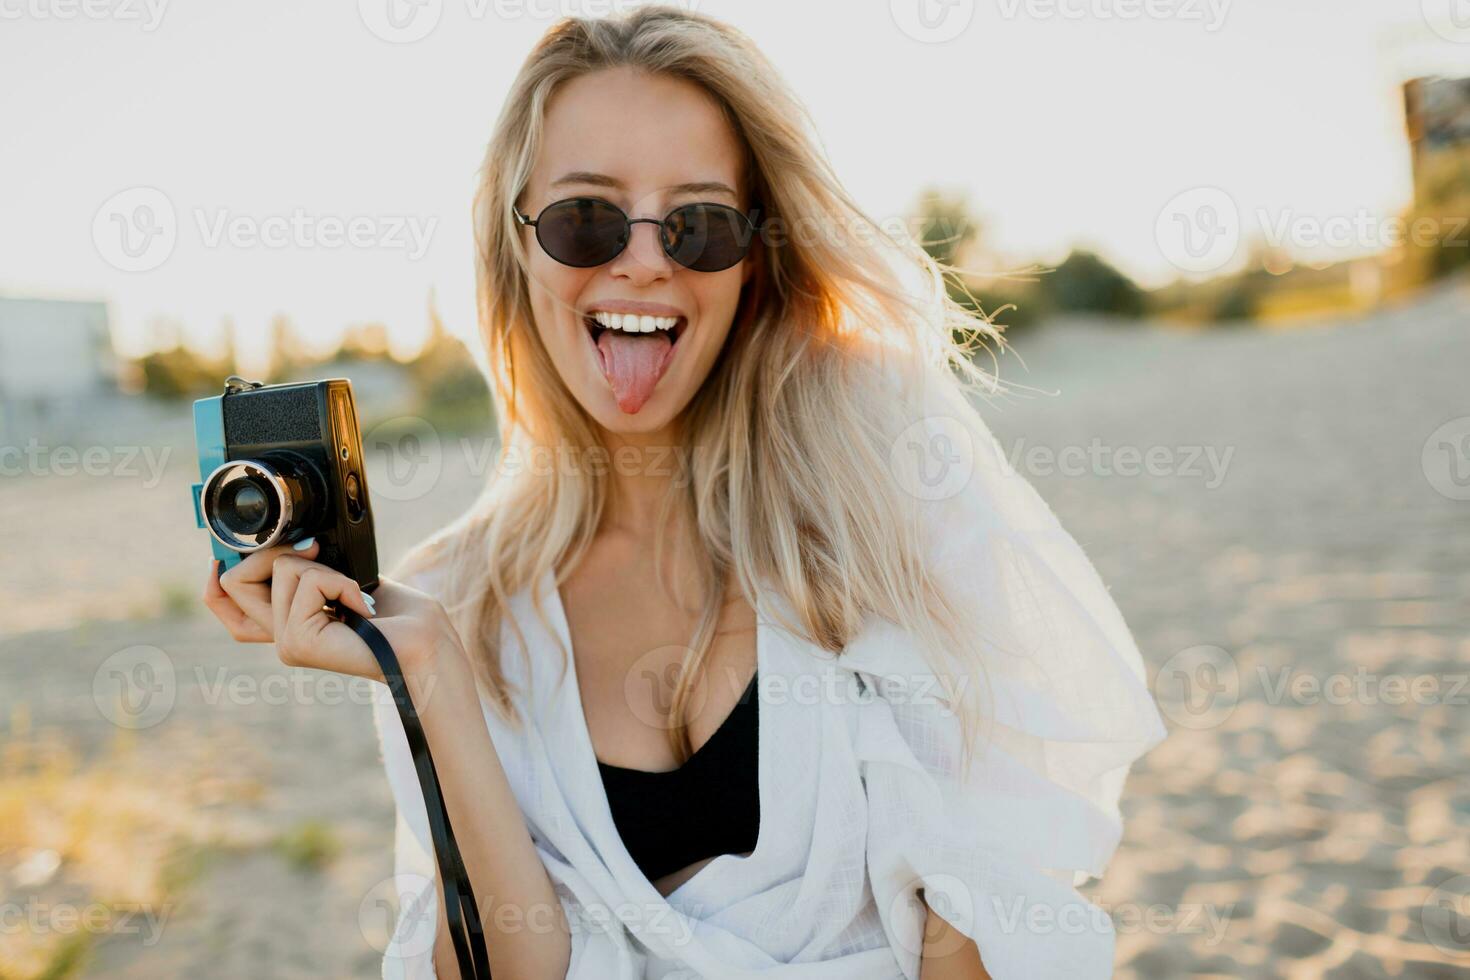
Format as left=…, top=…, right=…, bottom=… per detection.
left=190, top=377, right=379, bottom=588
left=191, top=390, right=237, bottom=569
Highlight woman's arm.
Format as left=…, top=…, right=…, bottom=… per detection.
left=205, top=543, right=573, bottom=980
left=919, top=894, right=992, bottom=980
left=408, top=641, right=573, bottom=980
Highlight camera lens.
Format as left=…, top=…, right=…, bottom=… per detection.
left=218, top=479, right=271, bottom=535
left=200, top=455, right=321, bottom=553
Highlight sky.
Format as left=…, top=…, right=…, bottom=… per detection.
left=1, top=0, right=1466, bottom=368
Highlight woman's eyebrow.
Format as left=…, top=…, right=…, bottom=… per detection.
left=549, top=171, right=738, bottom=199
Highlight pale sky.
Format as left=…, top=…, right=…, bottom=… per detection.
left=1, top=0, right=1466, bottom=367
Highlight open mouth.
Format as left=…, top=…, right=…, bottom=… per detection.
left=581, top=311, right=689, bottom=415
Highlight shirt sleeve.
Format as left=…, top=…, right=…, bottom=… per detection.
left=839, top=378, right=1169, bottom=979
left=371, top=568, right=602, bottom=979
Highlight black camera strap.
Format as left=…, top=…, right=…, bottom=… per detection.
left=339, top=607, right=492, bottom=980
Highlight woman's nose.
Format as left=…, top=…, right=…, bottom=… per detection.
left=609, top=219, right=674, bottom=281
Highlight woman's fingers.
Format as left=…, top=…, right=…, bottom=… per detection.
left=217, top=538, right=322, bottom=630
left=202, top=559, right=273, bottom=642
left=271, top=554, right=379, bottom=678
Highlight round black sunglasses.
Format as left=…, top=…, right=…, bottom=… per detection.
left=514, top=197, right=761, bottom=272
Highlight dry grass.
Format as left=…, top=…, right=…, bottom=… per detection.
left=0, top=722, right=267, bottom=980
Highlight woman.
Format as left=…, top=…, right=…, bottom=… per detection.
left=202, top=7, right=1166, bottom=978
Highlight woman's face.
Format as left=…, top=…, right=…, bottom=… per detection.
left=518, top=66, right=755, bottom=435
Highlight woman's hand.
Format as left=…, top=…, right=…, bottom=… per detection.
left=202, top=538, right=459, bottom=681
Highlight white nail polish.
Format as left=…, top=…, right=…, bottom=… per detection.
left=292, top=537, right=315, bottom=551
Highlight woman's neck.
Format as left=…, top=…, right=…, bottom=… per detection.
left=597, top=424, right=688, bottom=538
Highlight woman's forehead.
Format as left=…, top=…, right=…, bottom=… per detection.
left=534, top=70, right=744, bottom=201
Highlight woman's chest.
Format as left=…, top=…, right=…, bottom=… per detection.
left=558, top=556, right=758, bottom=773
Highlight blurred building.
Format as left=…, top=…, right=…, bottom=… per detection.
left=1403, top=75, right=1470, bottom=181
left=0, top=297, right=117, bottom=441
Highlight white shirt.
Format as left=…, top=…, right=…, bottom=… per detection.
left=372, top=400, right=1169, bottom=980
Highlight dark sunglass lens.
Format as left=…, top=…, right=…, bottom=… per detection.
left=537, top=199, right=627, bottom=267
left=664, top=204, right=750, bottom=272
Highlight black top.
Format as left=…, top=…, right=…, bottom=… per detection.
left=596, top=669, right=761, bottom=884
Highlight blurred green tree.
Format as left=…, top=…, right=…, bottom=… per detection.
left=407, top=291, right=494, bottom=434
left=911, top=187, right=1039, bottom=333
left=1041, top=249, right=1146, bottom=317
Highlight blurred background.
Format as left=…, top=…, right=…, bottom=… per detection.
left=2, top=1, right=1469, bottom=977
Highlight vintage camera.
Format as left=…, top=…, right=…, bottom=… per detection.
left=191, top=376, right=379, bottom=589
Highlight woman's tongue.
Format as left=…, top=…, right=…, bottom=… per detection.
left=596, top=328, right=674, bottom=414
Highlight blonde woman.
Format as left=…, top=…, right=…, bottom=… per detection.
left=203, top=6, right=1166, bottom=978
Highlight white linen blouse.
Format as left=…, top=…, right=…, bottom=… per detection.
left=372, top=391, right=1168, bottom=980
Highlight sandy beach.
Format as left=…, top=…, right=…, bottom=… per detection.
left=2, top=277, right=1468, bottom=978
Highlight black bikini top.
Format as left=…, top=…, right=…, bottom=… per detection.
left=596, top=669, right=760, bottom=885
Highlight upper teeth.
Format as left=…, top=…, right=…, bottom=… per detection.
left=590, top=311, right=680, bottom=333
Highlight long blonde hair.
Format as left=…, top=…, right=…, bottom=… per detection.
left=393, top=4, right=1010, bottom=777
